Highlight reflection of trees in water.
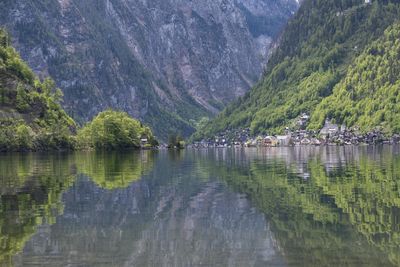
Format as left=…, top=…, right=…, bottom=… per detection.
left=2, top=147, right=400, bottom=266
left=205, top=146, right=400, bottom=266
left=307, top=153, right=400, bottom=266
left=17, top=150, right=278, bottom=267
left=0, top=151, right=155, bottom=265
left=0, top=153, right=77, bottom=266
left=76, top=150, right=155, bottom=190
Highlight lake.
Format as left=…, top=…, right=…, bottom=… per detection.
left=0, top=146, right=399, bottom=267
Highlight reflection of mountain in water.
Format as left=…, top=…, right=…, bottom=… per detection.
left=125, top=182, right=281, bottom=267
left=3, top=147, right=400, bottom=267
left=17, top=151, right=283, bottom=266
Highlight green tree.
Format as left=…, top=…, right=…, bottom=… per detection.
left=168, top=134, right=185, bottom=149
left=15, top=83, right=30, bottom=112
left=15, top=124, right=33, bottom=149
left=77, top=110, right=157, bottom=150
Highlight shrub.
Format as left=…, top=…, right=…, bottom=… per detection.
left=15, top=124, right=34, bottom=149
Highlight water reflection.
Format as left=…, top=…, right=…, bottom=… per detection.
left=196, top=146, right=400, bottom=266
left=8, top=150, right=278, bottom=266
left=75, top=151, right=154, bottom=190
left=0, top=147, right=399, bottom=266
left=0, top=153, right=76, bottom=266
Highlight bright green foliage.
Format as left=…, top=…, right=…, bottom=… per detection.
left=310, top=23, right=400, bottom=133
left=77, top=110, right=157, bottom=150
left=15, top=124, right=34, bottom=149
left=0, top=120, right=34, bottom=151
left=0, top=29, right=35, bottom=85
left=0, top=28, right=76, bottom=151
left=15, top=83, right=30, bottom=111
left=194, top=0, right=400, bottom=138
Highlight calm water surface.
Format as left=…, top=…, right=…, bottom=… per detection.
left=0, top=146, right=399, bottom=266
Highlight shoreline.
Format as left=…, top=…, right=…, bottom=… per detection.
left=3, top=143, right=400, bottom=154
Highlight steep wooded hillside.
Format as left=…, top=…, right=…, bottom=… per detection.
left=309, top=22, right=400, bottom=134
left=0, top=29, right=76, bottom=151
left=194, top=0, right=400, bottom=139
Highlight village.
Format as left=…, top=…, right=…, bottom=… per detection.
left=191, top=114, right=400, bottom=148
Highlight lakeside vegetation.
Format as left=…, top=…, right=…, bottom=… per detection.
left=167, top=133, right=186, bottom=149
left=77, top=110, right=158, bottom=150
left=0, top=28, right=158, bottom=152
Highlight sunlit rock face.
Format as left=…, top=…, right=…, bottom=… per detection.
left=0, top=0, right=298, bottom=138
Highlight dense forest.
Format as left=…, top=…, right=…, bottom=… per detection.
left=309, top=22, right=400, bottom=134
left=194, top=0, right=400, bottom=139
left=0, top=28, right=157, bottom=151
left=0, top=28, right=76, bottom=150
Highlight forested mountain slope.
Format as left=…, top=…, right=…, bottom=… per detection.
left=0, top=29, right=76, bottom=151
left=309, top=23, right=400, bottom=134
left=194, top=0, right=400, bottom=139
left=0, top=0, right=298, bottom=139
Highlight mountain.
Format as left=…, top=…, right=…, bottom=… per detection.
left=0, top=0, right=299, bottom=139
left=0, top=29, right=76, bottom=151
left=309, top=22, right=400, bottom=134
left=194, top=0, right=400, bottom=139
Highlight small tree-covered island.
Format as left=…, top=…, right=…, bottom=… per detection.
left=0, top=29, right=157, bottom=151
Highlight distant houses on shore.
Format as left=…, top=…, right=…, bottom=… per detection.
left=192, top=118, right=400, bottom=148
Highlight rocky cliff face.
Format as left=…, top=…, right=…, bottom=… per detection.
left=0, top=0, right=298, bottom=138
